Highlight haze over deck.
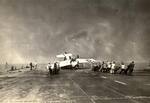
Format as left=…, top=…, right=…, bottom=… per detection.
left=0, top=0, right=150, bottom=64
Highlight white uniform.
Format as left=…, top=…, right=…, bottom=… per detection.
left=121, top=64, right=125, bottom=69
left=110, top=63, right=115, bottom=73
left=108, top=64, right=111, bottom=68
left=111, top=63, right=115, bottom=69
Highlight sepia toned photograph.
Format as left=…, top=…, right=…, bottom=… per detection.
left=0, top=0, right=150, bottom=103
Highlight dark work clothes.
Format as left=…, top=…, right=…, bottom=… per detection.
left=125, top=62, right=135, bottom=75
left=29, top=62, right=33, bottom=70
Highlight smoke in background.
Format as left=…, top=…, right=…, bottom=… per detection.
left=0, top=0, right=150, bottom=64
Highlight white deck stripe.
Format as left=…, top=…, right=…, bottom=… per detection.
left=145, top=84, right=150, bottom=86
left=114, top=80, right=127, bottom=85
left=69, top=78, right=95, bottom=103
left=101, top=76, right=107, bottom=79
left=92, top=96, right=150, bottom=100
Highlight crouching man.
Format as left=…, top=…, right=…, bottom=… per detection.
left=125, top=61, right=135, bottom=76
left=119, top=62, right=126, bottom=74
left=54, top=62, right=60, bottom=74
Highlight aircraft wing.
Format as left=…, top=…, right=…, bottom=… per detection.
left=59, top=60, right=71, bottom=67
left=87, top=58, right=97, bottom=63
left=56, top=54, right=65, bottom=58
left=56, top=53, right=73, bottom=58
left=76, top=59, right=89, bottom=63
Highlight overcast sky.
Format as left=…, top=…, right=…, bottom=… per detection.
left=0, top=0, right=150, bottom=64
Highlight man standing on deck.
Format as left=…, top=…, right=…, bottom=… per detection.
left=110, top=61, right=116, bottom=74
left=119, top=62, right=126, bottom=74
left=29, top=62, right=33, bottom=70
left=47, top=63, right=52, bottom=75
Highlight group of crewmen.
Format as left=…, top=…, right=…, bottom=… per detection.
left=47, top=62, right=60, bottom=75
left=28, top=58, right=135, bottom=76
left=93, top=61, right=135, bottom=75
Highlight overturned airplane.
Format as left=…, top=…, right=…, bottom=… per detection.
left=47, top=52, right=101, bottom=75
left=56, top=52, right=100, bottom=69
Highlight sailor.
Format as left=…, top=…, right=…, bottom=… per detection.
left=125, top=64, right=129, bottom=75
left=119, top=62, right=126, bottom=74
left=76, top=55, right=79, bottom=58
left=29, top=62, right=33, bottom=70
left=94, top=62, right=100, bottom=72
left=101, top=61, right=107, bottom=72
left=64, top=52, right=67, bottom=60
left=47, top=63, right=52, bottom=75
left=107, top=62, right=111, bottom=73
left=97, top=62, right=101, bottom=71
left=125, top=61, right=135, bottom=75
left=54, top=62, right=57, bottom=74
left=110, top=61, right=115, bottom=74
left=34, top=61, right=38, bottom=69
left=128, top=61, right=135, bottom=75
left=56, top=62, right=60, bottom=74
